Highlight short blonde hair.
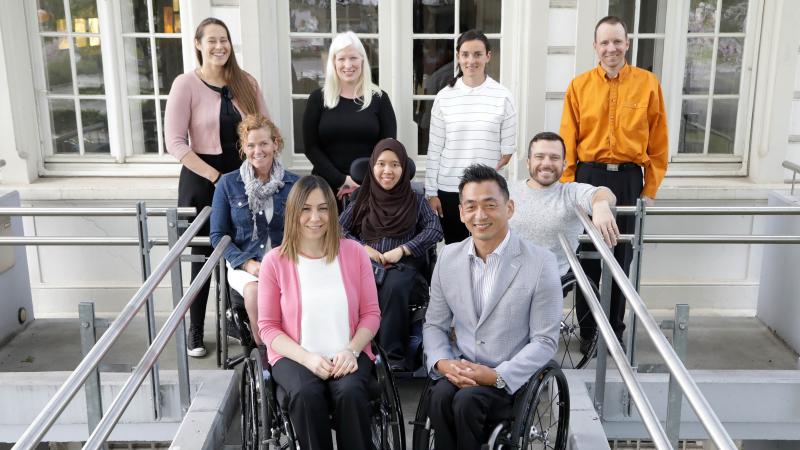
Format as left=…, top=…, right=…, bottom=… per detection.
left=323, top=31, right=382, bottom=110
left=236, top=114, right=284, bottom=159
left=280, top=176, right=341, bottom=264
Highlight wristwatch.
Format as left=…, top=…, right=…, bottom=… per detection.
left=350, top=349, right=360, bottom=359
left=494, top=373, right=507, bottom=390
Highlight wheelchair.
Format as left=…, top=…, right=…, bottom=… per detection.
left=411, top=360, right=570, bottom=450
left=216, top=283, right=256, bottom=369
left=556, top=271, right=600, bottom=370
left=240, top=344, right=406, bottom=450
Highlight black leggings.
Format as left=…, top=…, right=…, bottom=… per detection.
left=438, top=190, right=469, bottom=244
left=178, top=152, right=240, bottom=332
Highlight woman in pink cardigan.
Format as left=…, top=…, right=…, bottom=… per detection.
left=258, top=175, right=380, bottom=450
left=164, top=17, right=268, bottom=357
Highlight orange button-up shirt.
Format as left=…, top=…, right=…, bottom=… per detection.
left=559, top=64, right=669, bottom=198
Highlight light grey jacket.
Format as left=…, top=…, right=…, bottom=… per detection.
left=423, top=231, right=563, bottom=394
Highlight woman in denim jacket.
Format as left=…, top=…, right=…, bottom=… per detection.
left=211, top=114, right=299, bottom=346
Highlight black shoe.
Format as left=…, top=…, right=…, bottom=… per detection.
left=187, top=326, right=206, bottom=358
left=580, top=332, right=596, bottom=355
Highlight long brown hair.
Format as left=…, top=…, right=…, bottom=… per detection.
left=194, top=18, right=259, bottom=115
left=280, top=176, right=341, bottom=264
left=448, top=29, right=491, bottom=88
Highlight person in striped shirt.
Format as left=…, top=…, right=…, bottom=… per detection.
left=425, top=29, right=518, bottom=244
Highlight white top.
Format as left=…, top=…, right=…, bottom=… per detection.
left=508, top=180, right=597, bottom=276
left=263, top=198, right=274, bottom=249
left=468, top=230, right=512, bottom=316
left=297, top=255, right=350, bottom=358
left=425, top=76, right=517, bottom=195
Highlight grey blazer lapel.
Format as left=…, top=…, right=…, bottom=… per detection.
left=477, top=234, right=522, bottom=328
left=453, top=240, right=479, bottom=327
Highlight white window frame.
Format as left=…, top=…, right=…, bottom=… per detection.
left=25, top=0, right=202, bottom=176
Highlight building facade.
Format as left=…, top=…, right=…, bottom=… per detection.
left=0, top=0, right=798, bottom=315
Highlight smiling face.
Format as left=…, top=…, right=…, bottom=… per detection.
left=457, top=39, right=491, bottom=79
left=334, top=45, right=363, bottom=86
left=299, top=188, right=330, bottom=243
left=593, top=22, right=629, bottom=73
left=459, top=180, right=514, bottom=245
left=372, top=150, right=403, bottom=191
left=195, top=23, right=231, bottom=69
left=244, top=127, right=277, bottom=179
left=527, top=139, right=566, bottom=188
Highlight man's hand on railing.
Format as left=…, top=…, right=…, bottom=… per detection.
left=591, top=200, right=620, bottom=247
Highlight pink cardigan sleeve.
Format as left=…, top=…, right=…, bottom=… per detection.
left=353, top=243, right=381, bottom=335
left=257, top=250, right=286, bottom=347
left=164, top=74, right=194, bottom=161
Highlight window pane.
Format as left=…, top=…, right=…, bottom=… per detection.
left=460, top=0, right=502, bottom=34
left=37, top=0, right=66, bottom=32
left=81, top=100, right=110, bottom=153
left=120, top=0, right=150, bottom=33
left=156, top=38, right=182, bottom=92
left=361, top=38, right=380, bottom=86
left=70, top=0, right=99, bottom=27
left=636, top=38, right=664, bottom=79
left=74, top=38, right=104, bottom=95
left=639, top=0, right=667, bottom=33
left=414, top=99, right=434, bottom=156
left=679, top=99, right=708, bottom=154
left=124, top=38, right=154, bottom=95
left=708, top=99, right=737, bottom=154
left=414, top=0, right=454, bottom=34
left=42, top=37, right=73, bottom=94
left=720, top=0, right=748, bottom=33
left=291, top=38, right=330, bottom=95
left=49, top=99, right=78, bottom=154
left=714, top=37, right=743, bottom=95
left=688, top=0, right=716, bottom=33
left=337, top=0, right=378, bottom=33
left=683, top=37, right=713, bottom=95
left=486, top=38, right=500, bottom=82
left=293, top=98, right=307, bottom=154
left=414, top=39, right=454, bottom=95
left=608, top=0, right=636, bottom=35
left=129, top=99, right=158, bottom=154
left=289, top=0, right=331, bottom=33
left=154, top=0, right=181, bottom=33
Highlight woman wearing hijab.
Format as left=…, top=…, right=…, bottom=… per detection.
left=340, top=138, right=442, bottom=370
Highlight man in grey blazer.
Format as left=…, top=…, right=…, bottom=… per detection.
left=423, top=164, right=563, bottom=450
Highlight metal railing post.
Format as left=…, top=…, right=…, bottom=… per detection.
left=593, top=258, right=614, bottom=420
left=624, top=198, right=647, bottom=416
left=135, top=202, right=161, bottom=420
left=166, top=208, right=190, bottom=414
left=666, top=304, right=690, bottom=447
left=78, top=302, right=104, bottom=446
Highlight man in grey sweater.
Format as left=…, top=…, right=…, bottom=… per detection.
left=509, top=131, right=619, bottom=352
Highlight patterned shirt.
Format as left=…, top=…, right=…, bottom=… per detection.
left=468, top=230, right=511, bottom=316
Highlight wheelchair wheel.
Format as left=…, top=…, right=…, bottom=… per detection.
left=373, top=344, right=406, bottom=450
left=557, top=276, right=598, bottom=369
left=241, top=355, right=264, bottom=450
left=511, top=365, right=570, bottom=450
left=410, top=378, right=435, bottom=450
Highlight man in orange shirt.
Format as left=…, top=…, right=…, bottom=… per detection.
left=560, top=15, right=668, bottom=349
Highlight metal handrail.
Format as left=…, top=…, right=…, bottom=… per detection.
left=559, top=234, right=671, bottom=449
left=0, top=237, right=211, bottom=246
left=783, top=160, right=800, bottom=195
left=0, top=207, right=197, bottom=216
left=12, top=206, right=212, bottom=450
left=576, top=234, right=800, bottom=244
left=82, top=235, right=230, bottom=449
left=614, top=205, right=800, bottom=215
left=574, top=205, right=737, bottom=450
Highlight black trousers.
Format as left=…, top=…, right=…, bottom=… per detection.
left=376, top=255, right=426, bottom=366
left=438, top=190, right=469, bottom=244
left=271, top=354, right=375, bottom=450
left=428, top=378, right=514, bottom=450
left=178, top=152, right=241, bottom=333
left=574, top=162, right=643, bottom=340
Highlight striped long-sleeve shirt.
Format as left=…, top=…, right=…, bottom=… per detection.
left=425, top=76, right=517, bottom=196
left=339, top=192, right=443, bottom=257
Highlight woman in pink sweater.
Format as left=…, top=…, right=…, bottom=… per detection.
left=164, top=17, right=268, bottom=357
left=258, top=175, right=380, bottom=450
